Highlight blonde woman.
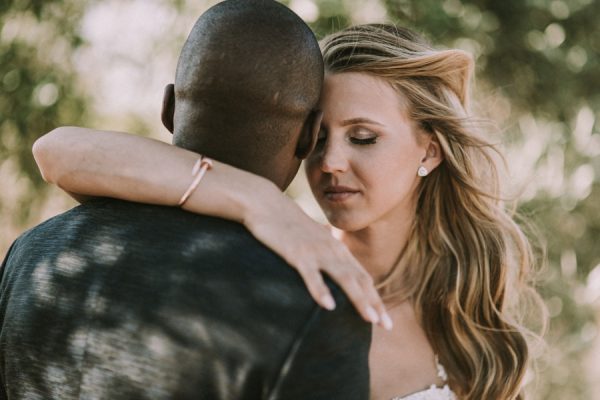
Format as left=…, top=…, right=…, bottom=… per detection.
left=34, top=24, right=544, bottom=399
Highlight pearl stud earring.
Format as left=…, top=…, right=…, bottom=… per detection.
left=417, top=166, right=429, bottom=177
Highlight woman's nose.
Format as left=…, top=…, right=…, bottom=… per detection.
left=320, top=141, right=349, bottom=174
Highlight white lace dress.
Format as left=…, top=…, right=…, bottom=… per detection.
left=391, top=356, right=456, bottom=400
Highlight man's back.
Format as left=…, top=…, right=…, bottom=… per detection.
left=0, top=199, right=370, bottom=399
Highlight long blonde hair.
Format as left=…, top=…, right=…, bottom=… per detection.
left=321, top=24, right=546, bottom=399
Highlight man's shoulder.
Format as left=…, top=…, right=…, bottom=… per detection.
left=82, top=198, right=249, bottom=233
left=3, top=198, right=263, bottom=268
left=2, top=197, right=315, bottom=310
left=80, top=198, right=271, bottom=256
left=19, top=197, right=252, bottom=241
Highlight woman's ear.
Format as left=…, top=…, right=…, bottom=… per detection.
left=421, top=136, right=444, bottom=173
left=295, top=109, right=323, bottom=159
left=161, top=84, right=175, bottom=134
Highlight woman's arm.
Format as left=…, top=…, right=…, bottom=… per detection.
left=34, top=127, right=260, bottom=222
left=33, top=127, right=392, bottom=329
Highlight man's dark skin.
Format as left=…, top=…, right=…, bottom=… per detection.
left=0, top=1, right=371, bottom=399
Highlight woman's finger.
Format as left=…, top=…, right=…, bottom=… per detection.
left=296, top=266, right=337, bottom=311
left=357, top=272, right=393, bottom=330
left=324, top=267, right=381, bottom=325
left=327, top=260, right=392, bottom=330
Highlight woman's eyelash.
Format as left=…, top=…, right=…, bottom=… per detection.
left=315, top=128, right=378, bottom=145
left=350, top=137, right=377, bottom=145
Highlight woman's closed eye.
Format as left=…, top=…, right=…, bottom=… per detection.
left=315, top=127, right=379, bottom=147
left=349, top=136, right=377, bottom=145
left=349, top=128, right=378, bottom=145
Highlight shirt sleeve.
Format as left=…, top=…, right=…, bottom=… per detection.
left=266, top=288, right=372, bottom=400
left=0, top=241, right=17, bottom=400
left=0, top=241, right=16, bottom=285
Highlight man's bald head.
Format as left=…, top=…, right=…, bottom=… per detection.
left=163, top=0, right=323, bottom=188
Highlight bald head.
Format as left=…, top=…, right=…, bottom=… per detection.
left=163, top=0, right=323, bottom=188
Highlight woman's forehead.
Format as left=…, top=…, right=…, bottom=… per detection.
left=320, top=72, right=411, bottom=122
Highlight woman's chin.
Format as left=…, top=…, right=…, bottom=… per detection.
left=324, top=212, right=368, bottom=233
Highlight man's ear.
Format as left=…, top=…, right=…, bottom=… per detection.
left=295, top=109, right=323, bottom=159
left=161, top=83, right=175, bottom=134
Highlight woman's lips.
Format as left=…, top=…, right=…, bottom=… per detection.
left=323, top=186, right=360, bottom=202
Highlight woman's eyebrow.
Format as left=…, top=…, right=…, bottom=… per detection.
left=340, top=117, right=385, bottom=127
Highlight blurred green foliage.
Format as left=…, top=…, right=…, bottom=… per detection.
left=1, top=0, right=598, bottom=398
left=0, top=0, right=88, bottom=223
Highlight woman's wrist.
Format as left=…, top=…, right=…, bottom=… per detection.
left=240, top=177, right=283, bottom=228
left=177, top=160, right=282, bottom=226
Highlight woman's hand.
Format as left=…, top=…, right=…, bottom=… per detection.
left=244, top=184, right=393, bottom=330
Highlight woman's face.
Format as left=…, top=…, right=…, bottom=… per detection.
left=305, top=72, right=430, bottom=231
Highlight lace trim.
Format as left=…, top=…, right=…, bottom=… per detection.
left=390, top=384, right=456, bottom=400
left=389, top=355, right=456, bottom=400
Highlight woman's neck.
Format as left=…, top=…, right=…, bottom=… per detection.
left=338, top=209, right=415, bottom=283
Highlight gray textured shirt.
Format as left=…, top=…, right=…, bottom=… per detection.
left=0, top=199, right=370, bottom=399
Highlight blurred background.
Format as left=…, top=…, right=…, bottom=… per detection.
left=0, top=0, right=598, bottom=397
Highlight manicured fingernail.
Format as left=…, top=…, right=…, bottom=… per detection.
left=321, top=294, right=336, bottom=310
left=381, top=312, right=394, bottom=331
left=365, top=306, right=379, bottom=324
